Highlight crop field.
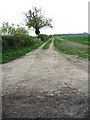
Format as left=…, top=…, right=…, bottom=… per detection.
left=54, top=36, right=89, bottom=59
left=59, top=35, right=89, bottom=45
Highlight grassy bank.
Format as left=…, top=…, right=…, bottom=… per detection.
left=54, top=37, right=89, bottom=59
left=60, top=36, right=88, bottom=45
left=2, top=40, right=43, bottom=63
left=43, top=39, right=52, bottom=49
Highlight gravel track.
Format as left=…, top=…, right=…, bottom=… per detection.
left=2, top=38, right=88, bottom=119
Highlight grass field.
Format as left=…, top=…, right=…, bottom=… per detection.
left=2, top=41, right=43, bottom=63
left=54, top=37, right=89, bottom=59
left=59, top=36, right=89, bottom=45
left=43, top=39, right=52, bottom=49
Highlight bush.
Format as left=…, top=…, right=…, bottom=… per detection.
left=2, top=40, right=43, bottom=63
left=2, top=35, right=34, bottom=52
left=38, top=34, right=51, bottom=41
left=2, top=35, right=13, bottom=51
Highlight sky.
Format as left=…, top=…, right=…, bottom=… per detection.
left=0, top=0, right=89, bottom=35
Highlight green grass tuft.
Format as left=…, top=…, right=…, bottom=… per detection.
left=43, top=39, right=52, bottom=49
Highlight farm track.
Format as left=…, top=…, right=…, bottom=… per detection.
left=2, top=38, right=88, bottom=118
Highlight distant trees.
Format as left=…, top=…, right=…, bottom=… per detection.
left=25, top=7, right=53, bottom=35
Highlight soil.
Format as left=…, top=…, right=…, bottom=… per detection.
left=1, top=39, right=89, bottom=119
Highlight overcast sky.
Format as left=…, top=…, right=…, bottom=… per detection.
left=0, top=0, right=89, bottom=35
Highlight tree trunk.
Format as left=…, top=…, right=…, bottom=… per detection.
left=35, top=28, right=40, bottom=35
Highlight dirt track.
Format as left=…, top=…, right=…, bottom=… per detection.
left=2, top=39, right=88, bottom=118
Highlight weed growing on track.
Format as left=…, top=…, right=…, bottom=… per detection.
left=43, top=39, right=52, bottom=49
left=54, top=37, right=89, bottom=59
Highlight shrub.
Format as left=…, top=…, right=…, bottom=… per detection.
left=38, top=34, right=51, bottom=41
left=2, top=35, right=34, bottom=52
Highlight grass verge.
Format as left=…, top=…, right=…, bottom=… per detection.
left=43, top=39, right=52, bottom=49
left=2, top=41, right=43, bottom=64
left=54, top=37, right=89, bottom=59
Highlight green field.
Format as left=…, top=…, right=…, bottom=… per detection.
left=54, top=37, right=89, bottom=59
left=43, top=39, right=52, bottom=49
left=60, top=36, right=89, bottom=45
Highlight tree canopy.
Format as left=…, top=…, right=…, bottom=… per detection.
left=25, top=7, right=53, bottom=35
